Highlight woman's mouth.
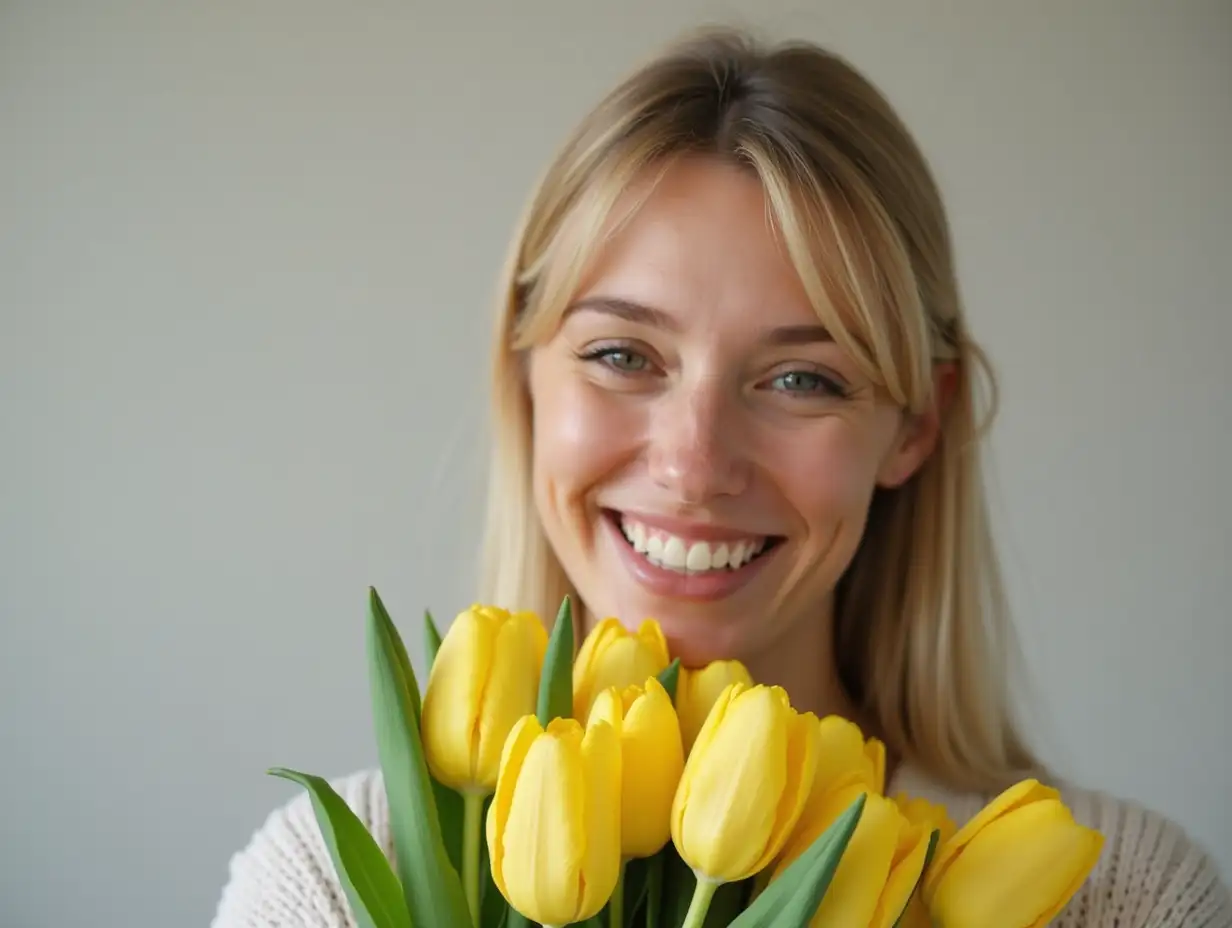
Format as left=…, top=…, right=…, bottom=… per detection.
left=601, top=510, right=784, bottom=601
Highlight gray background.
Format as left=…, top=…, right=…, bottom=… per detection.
left=2, top=2, right=1229, bottom=926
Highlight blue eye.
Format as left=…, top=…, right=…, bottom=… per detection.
left=770, top=370, right=849, bottom=398
left=581, top=346, right=649, bottom=373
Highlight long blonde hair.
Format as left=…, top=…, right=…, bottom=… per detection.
left=478, top=26, right=1041, bottom=793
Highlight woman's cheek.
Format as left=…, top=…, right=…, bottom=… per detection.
left=533, top=373, right=645, bottom=496
left=776, top=428, right=878, bottom=526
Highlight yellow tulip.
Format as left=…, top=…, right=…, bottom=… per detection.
left=420, top=604, right=548, bottom=793
left=894, top=792, right=957, bottom=847
left=676, top=659, right=753, bottom=753
left=485, top=714, right=622, bottom=927
left=814, top=714, right=886, bottom=796
left=671, top=682, right=819, bottom=884
left=923, top=779, right=1105, bottom=928
left=774, top=780, right=931, bottom=928
left=588, top=676, right=684, bottom=859
left=893, top=792, right=958, bottom=928
left=572, top=617, right=670, bottom=721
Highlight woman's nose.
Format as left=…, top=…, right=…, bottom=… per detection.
left=646, top=380, right=749, bottom=505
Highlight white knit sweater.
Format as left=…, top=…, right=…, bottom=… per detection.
left=210, top=765, right=1232, bottom=927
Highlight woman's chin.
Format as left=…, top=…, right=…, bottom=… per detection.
left=646, top=611, right=751, bottom=669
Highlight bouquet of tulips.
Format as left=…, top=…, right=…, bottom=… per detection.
left=270, top=589, right=1104, bottom=928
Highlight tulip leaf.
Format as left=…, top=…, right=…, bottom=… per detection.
left=433, top=776, right=465, bottom=879
left=726, top=792, right=866, bottom=928
left=366, top=586, right=471, bottom=927
left=478, top=794, right=510, bottom=928
left=657, top=658, right=681, bottom=702
left=424, top=608, right=443, bottom=670
left=537, top=594, right=575, bottom=724
left=267, top=768, right=410, bottom=928
left=893, top=827, right=940, bottom=928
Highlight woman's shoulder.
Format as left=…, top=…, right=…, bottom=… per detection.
left=210, top=768, right=389, bottom=928
left=891, top=764, right=1232, bottom=927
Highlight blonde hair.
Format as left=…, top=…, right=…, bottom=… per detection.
left=478, top=26, right=1042, bottom=793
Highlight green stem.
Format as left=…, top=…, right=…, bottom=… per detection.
left=681, top=876, right=719, bottom=928
left=610, top=858, right=627, bottom=928
left=463, top=791, right=484, bottom=926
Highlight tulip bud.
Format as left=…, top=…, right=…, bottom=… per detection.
left=420, top=605, right=548, bottom=793
left=670, top=682, right=819, bottom=884
left=892, top=794, right=958, bottom=928
left=588, top=676, right=684, bottom=859
left=774, top=779, right=932, bottom=928
left=923, top=779, right=1104, bottom=927
left=485, top=714, right=622, bottom=926
left=814, top=714, right=886, bottom=796
left=573, top=617, right=670, bottom=722
left=675, top=659, right=753, bottom=754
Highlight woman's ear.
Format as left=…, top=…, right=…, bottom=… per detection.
left=876, top=362, right=958, bottom=488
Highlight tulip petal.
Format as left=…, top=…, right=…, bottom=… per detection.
left=870, top=821, right=931, bottom=928
left=579, top=718, right=623, bottom=920
left=620, top=678, right=684, bottom=858
left=473, top=612, right=547, bottom=789
left=678, top=660, right=753, bottom=754
left=499, top=720, right=586, bottom=926
left=637, top=618, right=671, bottom=666
left=421, top=609, right=491, bottom=789
left=672, top=681, right=739, bottom=844
left=928, top=799, right=1104, bottom=928
left=573, top=619, right=670, bottom=721
left=926, top=778, right=1057, bottom=896
left=752, top=701, right=820, bottom=874
left=487, top=715, right=544, bottom=902
left=804, top=793, right=899, bottom=927
left=678, top=686, right=788, bottom=881
left=813, top=715, right=884, bottom=803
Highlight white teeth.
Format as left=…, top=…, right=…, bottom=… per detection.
left=618, top=517, right=771, bottom=574
left=662, top=536, right=687, bottom=569
left=685, top=542, right=711, bottom=571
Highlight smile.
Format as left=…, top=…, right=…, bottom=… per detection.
left=618, top=515, right=775, bottom=573
left=602, top=510, right=783, bottom=602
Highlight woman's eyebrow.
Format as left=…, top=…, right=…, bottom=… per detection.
left=564, top=296, right=833, bottom=345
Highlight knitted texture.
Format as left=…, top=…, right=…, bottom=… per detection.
left=210, top=766, right=1232, bottom=927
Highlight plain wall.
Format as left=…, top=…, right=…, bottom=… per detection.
left=2, top=2, right=1229, bottom=925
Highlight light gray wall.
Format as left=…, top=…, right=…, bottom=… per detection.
left=2, top=2, right=1229, bottom=925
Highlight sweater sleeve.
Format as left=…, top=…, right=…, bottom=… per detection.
left=209, top=769, right=391, bottom=928
left=1052, top=786, right=1232, bottom=927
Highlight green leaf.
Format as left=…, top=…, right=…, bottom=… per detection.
left=893, top=827, right=940, bottom=928
left=267, top=768, right=410, bottom=928
left=366, top=586, right=471, bottom=927
left=433, top=776, right=465, bottom=878
left=726, top=792, right=866, bottom=928
left=657, top=658, right=681, bottom=702
left=536, top=594, right=575, bottom=724
left=424, top=608, right=443, bottom=671
left=478, top=794, right=510, bottom=928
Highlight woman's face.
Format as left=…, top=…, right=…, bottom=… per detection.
left=526, top=157, right=939, bottom=666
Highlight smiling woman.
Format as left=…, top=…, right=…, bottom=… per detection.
left=210, top=25, right=1231, bottom=928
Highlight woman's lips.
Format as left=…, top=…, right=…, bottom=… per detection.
left=602, top=510, right=781, bottom=602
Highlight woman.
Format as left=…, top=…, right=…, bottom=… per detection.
left=212, top=27, right=1230, bottom=927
